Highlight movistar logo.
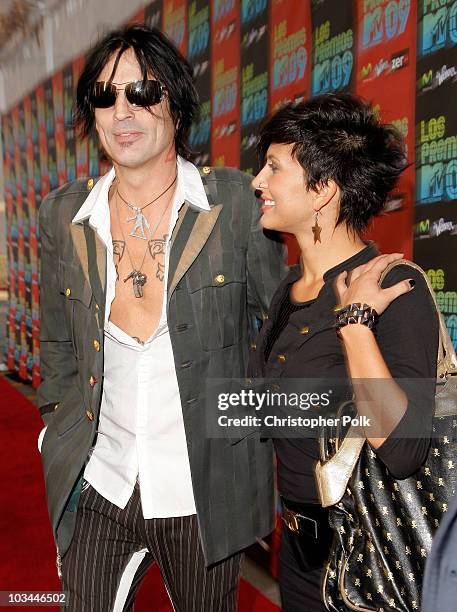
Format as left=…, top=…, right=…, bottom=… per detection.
left=417, top=65, right=457, bottom=92
left=360, top=63, right=372, bottom=79
left=418, top=70, right=433, bottom=90
left=414, top=219, right=430, bottom=237
left=414, top=218, right=456, bottom=238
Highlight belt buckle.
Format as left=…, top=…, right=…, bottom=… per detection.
left=282, top=507, right=300, bottom=533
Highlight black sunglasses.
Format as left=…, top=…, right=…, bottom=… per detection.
left=89, top=80, right=166, bottom=109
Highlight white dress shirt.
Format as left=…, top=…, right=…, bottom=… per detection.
left=71, top=157, right=210, bottom=517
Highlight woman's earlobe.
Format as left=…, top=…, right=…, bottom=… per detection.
left=317, top=180, right=339, bottom=209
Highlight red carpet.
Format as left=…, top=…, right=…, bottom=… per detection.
left=0, top=377, right=279, bottom=611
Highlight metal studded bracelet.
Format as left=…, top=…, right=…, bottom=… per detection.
left=335, top=302, right=379, bottom=335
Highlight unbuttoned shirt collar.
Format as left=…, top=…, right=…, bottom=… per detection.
left=71, top=155, right=211, bottom=243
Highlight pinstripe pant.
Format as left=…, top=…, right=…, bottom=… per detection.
left=61, top=482, right=242, bottom=612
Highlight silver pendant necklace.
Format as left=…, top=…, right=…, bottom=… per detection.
left=114, top=188, right=173, bottom=298
left=116, top=175, right=177, bottom=240
left=126, top=208, right=151, bottom=241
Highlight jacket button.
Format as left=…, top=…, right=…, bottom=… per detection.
left=95, top=303, right=99, bottom=311
left=202, top=166, right=211, bottom=175
left=65, top=288, right=71, bottom=297
left=87, top=178, right=94, bottom=190
left=93, top=339, right=100, bottom=351
left=278, top=354, right=286, bottom=364
left=86, top=410, right=94, bottom=421
left=250, top=342, right=257, bottom=351
left=215, top=274, right=225, bottom=284
left=89, top=376, right=97, bottom=387
left=299, top=326, right=310, bottom=335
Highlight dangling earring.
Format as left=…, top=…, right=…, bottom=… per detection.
left=312, top=211, right=322, bottom=244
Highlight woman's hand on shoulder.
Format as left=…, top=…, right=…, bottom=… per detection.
left=334, top=253, right=415, bottom=316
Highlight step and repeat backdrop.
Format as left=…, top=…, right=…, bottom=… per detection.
left=2, top=0, right=456, bottom=391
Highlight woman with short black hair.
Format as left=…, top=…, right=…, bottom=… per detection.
left=249, top=93, right=439, bottom=611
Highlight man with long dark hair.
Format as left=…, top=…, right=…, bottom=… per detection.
left=37, top=25, right=284, bottom=611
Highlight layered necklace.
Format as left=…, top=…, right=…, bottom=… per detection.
left=114, top=175, right=176, bottom=298
left=117, top=175, right=177, bottom=240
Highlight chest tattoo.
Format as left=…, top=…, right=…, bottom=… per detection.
left=148, top=234, right=168, bottom=260
left=112, top=240, right=125, bottom=281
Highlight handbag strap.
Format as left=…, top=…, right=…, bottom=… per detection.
left=316, top=258, right=457, bottom=501
left=379, top=259, right=457, bottom=378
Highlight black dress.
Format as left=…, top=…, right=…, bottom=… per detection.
left=249, top=243, right=439, bottom=611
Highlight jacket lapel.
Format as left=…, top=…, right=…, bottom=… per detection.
left=70, top=224, right=90, bottom=286
left=85, top=223, right=107, bottom=315
left=70, top=222, right=106, bottom=319
left=168, top=202, right=223, bottom=303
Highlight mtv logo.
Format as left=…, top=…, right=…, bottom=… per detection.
left=418, top=163, right=444, bottom=202
left=422, top=8, right=447, bottom=53
left=431, top=11, right=447, bottom=46
left=312, top=60, right=330, bottom=94
left=429, top=164, right=445, bottom=198
left=363, top=8, right=383, bottom=48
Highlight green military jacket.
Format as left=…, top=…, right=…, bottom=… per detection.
left=37, top=166, right=286, bottom=565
